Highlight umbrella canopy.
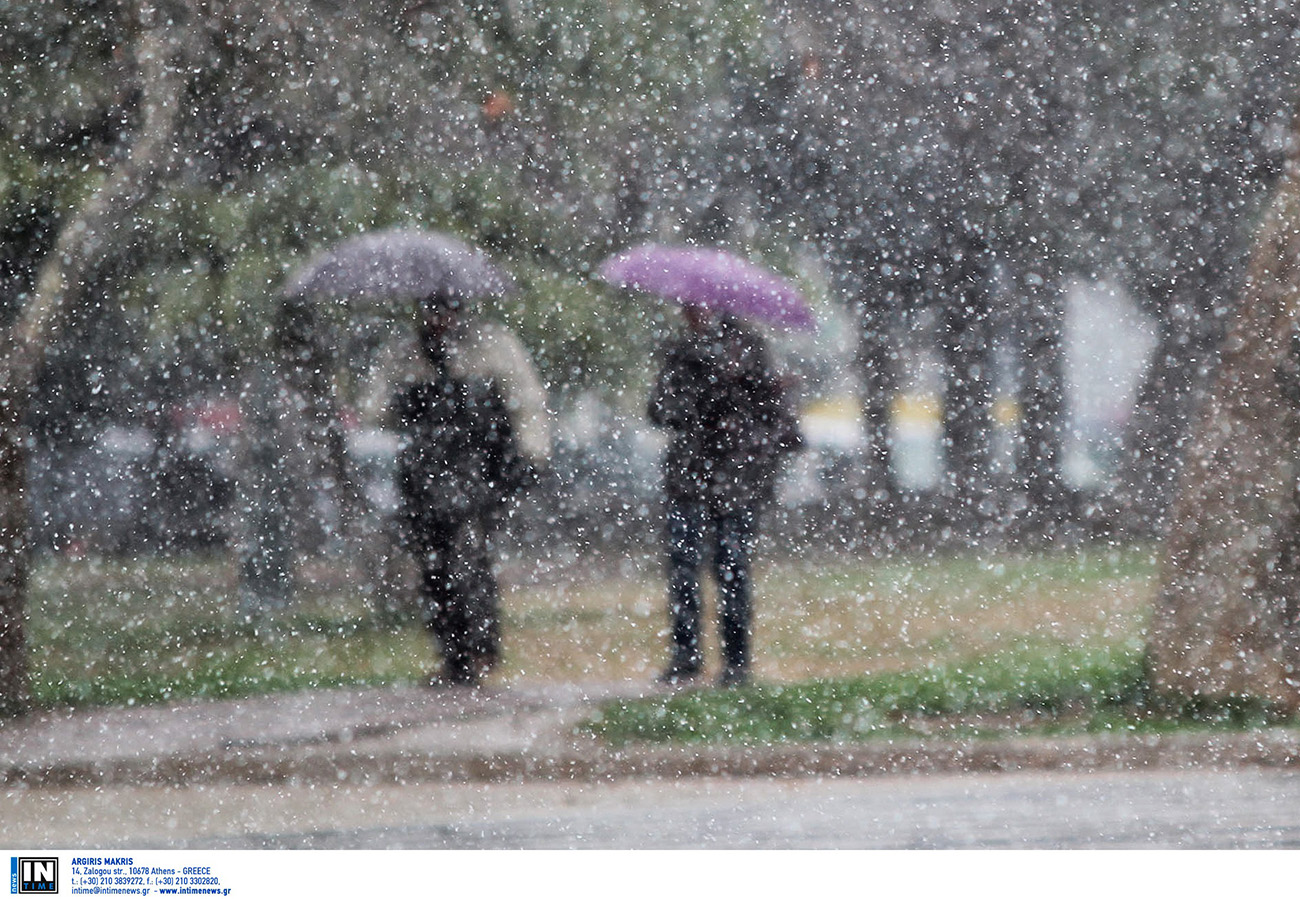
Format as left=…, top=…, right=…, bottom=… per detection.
left=597, top=243, right=815, bottom=331
left=282, top=228, right=514, bottom=307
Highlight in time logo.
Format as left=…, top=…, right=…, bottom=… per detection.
left=10, top=858, right=57, bottom=894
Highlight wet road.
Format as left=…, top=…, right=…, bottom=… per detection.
left=7, top=768, right=1300, bottom=849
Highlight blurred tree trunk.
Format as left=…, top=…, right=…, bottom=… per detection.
left=237, top=360, right=295, bottom=616
left=1121, top=88, right=1289, bottom=536
left=0, top=403, right=28, bottom=715
left=1120, top=292, right=1223, bottom=534
left=938, top=233, right=995, bottom=531
left=1148, top=121, right=1300, bottom=711
left=0, top=3, right=179, bottom=716
left=833, top=247, right=904, bottom=515
left=1012, top=266, right=1067, bottom=527
left=1119, top=179, right=1242, bottom=536
left=853, top=292, right=899, bottom=507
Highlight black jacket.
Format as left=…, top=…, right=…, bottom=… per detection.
left=394, top=361, right=524, bottom=546
left=648, top=317, right=801, bottom=514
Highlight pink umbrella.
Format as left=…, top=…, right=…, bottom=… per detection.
left=597, top=243, right=815, bottom=331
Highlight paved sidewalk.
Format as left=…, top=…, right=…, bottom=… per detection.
left=5, top=681, right=1300, bottom=788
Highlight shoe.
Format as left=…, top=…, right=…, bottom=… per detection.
left=658, top=663, right=701, bottom=686
left=718, top=666, right=749, bottom=688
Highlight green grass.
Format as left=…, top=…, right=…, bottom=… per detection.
left=11, top=543, right=1193, bottom=739
left=25, top=545, right=1288, bottom=739
left=582, top=642, right=1149, bottom=746
left=26, top=555, right=433, bottom=708
left=582, top=639, right=1297, bottom=747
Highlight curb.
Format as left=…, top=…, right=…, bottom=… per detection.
left=8, top=729, right=1300, bottom=788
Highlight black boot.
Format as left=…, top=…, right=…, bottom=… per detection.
left=717, top=665, right=749, bottom=688
left=658, top=654, right=701, bottom=685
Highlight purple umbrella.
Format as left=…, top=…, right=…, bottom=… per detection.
left=282, top=228, right=514, bottom=307
left=597, top=243, right=815, bottom=331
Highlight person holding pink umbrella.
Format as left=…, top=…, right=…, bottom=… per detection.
left=600, top=244, right=811, bottom=687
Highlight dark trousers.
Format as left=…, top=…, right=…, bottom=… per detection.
left=666, top=498, right=754, bottom=674
left=413, top=517, right=500, bottom=679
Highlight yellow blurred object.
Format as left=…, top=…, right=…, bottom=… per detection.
left=803, top=395, right=861, bottom=421
left=993, top=396, right=1021, bottom=426
left=891, top=393, right=940, bottom=425
left=809, top=393, right=1020, bottom=427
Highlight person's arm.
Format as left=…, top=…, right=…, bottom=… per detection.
left=648, top=342, right=696, bottom=430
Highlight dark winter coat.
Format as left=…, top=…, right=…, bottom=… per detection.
left=393, top=355, right=524, bottom=552
left=648, top=317, right=802, bottom=514
left=362, top=316, right=551, bottom=554
left=363, top=317, right=552, bottom=466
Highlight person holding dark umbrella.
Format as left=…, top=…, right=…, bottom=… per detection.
left=600, top=244, right=810, bottom=687
left=377, top=290, right=549, bottom=686
left=290, top=228, right=550, bottom=687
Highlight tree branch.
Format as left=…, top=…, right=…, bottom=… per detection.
left=4, top=0, right=183, bottom=395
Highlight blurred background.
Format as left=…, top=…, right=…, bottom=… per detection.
left=3, top=2, right=1298, bottom=704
